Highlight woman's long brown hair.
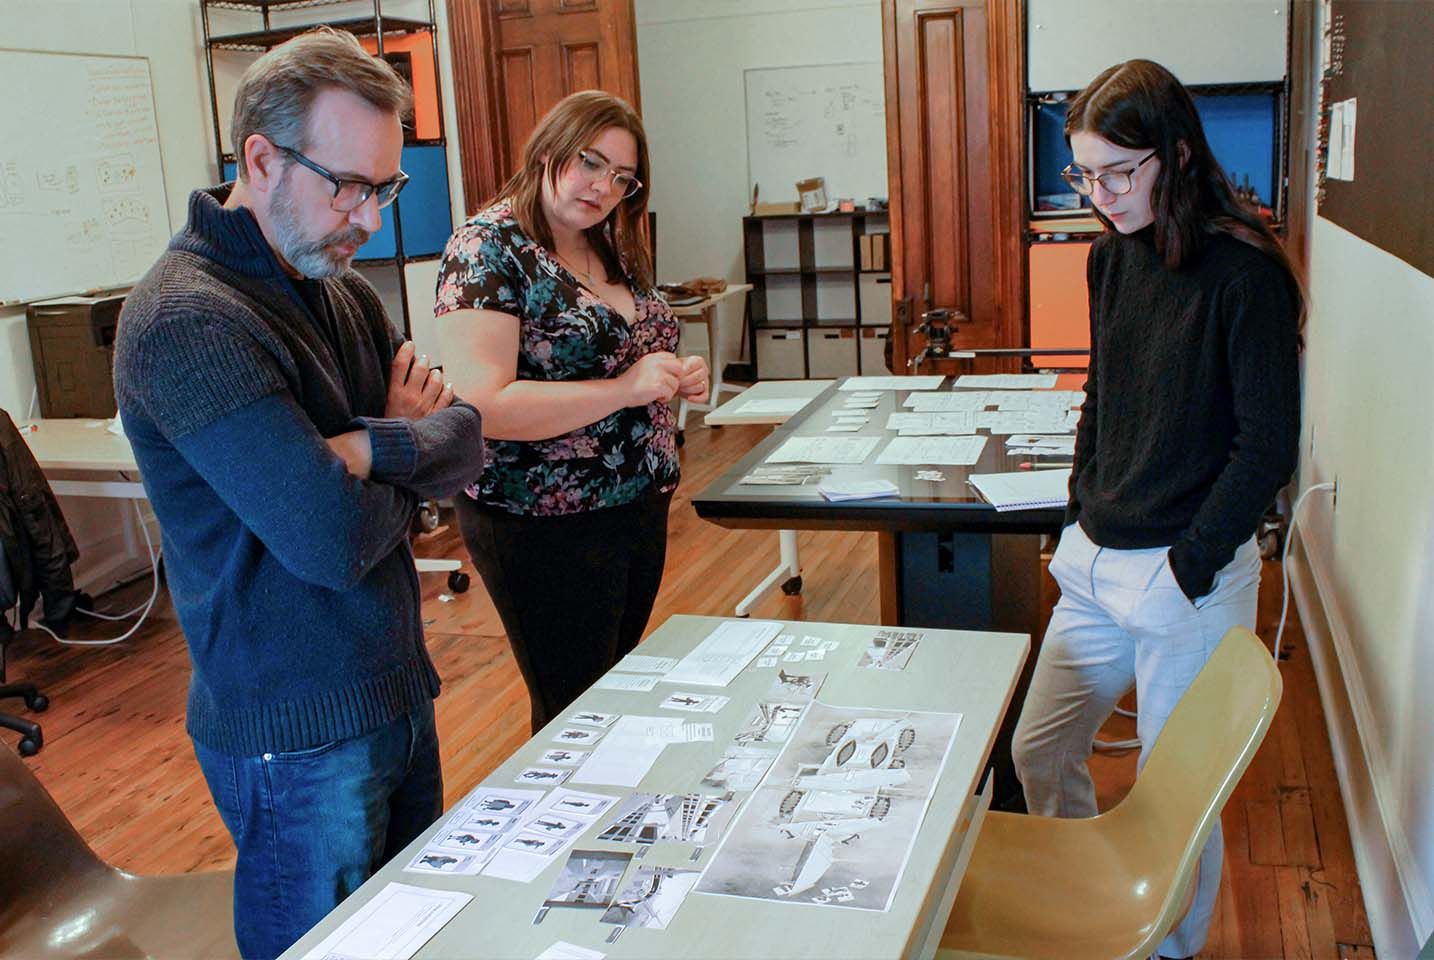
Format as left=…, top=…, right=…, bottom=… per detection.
left=1065, top=59, right=1304, bottom=319
left=491, top=90, right=654, bottom=289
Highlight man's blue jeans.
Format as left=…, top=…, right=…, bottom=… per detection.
left=193, top=701, right=442, bottom=960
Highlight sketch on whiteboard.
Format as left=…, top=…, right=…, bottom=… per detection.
left=745, top=62, right=888, bottom=204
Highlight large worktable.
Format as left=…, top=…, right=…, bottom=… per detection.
left=691, top=379, right=1066, bottom=634
left=282, top=613, right=1027, bottom=960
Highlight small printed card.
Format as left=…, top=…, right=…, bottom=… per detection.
left=555, top=727, right=604, bottom=746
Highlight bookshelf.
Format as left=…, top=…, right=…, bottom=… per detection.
left=742, top=210, right=893, bottom=379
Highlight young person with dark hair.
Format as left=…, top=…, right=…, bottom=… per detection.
left=435, top=91, right=707, bottom=732
left=1011, top=59, right=1302, bottom=959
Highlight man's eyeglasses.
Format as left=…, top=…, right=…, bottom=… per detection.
left=274, top=144, right=409, bottom=212
left=577, top=149, right=643, bottom=199
left=1060, top=150, right=1157, bottom=197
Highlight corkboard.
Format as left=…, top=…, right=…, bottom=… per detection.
left=1317, top=2, right=1434, bottom=277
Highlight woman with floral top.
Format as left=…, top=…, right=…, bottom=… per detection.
left=435, top=91, right=707, bottom=731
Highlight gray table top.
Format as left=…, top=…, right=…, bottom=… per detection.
left=282, top=614, right=1028, bottom=960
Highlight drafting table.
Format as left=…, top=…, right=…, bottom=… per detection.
left=671, top=283, right=754, bottom=434
left=281, top=613, right=1028, bottom=960
left=691, top=380, right=1065, bottom=634
left=702, top=380, right=833, bottom=616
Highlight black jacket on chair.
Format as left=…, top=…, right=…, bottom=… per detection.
left=0, top=410, right=80, bottom=634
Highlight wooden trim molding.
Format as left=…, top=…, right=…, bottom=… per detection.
left=986, top=0, right=1027, bottom=366
left=447, top=0, right=508, bottom=216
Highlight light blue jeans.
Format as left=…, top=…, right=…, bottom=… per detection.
left=1013, top=522, right=1261, bottom=958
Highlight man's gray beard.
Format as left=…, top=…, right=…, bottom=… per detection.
left=269, top=169, right=369, bottom=279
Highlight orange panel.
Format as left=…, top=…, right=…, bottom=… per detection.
left=361, top=31, right=440, bottom=141
left=1029, top=239, right=1092, bottom=373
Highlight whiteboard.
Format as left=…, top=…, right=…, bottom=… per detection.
left=0, top=49, right=171, bottom=304
left=744, top=62, right=888, bottom=206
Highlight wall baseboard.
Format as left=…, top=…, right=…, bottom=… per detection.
left=1289, top=532, right=1427, bottom=958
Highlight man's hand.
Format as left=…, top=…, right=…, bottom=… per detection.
left=386, top=340, right=454, bottom=419
left=326, top=430, right=373, bottom=479
left=676, top=355, right=709, bottom=404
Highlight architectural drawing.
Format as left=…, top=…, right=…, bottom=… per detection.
left=596, top=792, right=736, bottom=846
left=697, top=702, right=961, bottom=911
left=601, top=867, right=701, bottom=930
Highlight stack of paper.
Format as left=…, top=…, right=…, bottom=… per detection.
left=1005, top=434, right=1075, bottom=456
left=967, top=468, right=1072, bottom=512
left=817, top=478, right=900, bottom=502
left=837, top=375, right=946, bottom=391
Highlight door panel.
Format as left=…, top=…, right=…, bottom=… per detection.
left=883, top=0, right=1024, bottom=372
left=448, top=0, right=639, bottom=215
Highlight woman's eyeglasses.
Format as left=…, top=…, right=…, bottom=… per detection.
left=577, top=149, right=643, bottom=199
left=1060, top=150, right=1157, bottom=197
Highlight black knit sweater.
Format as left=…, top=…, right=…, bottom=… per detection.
left=1066, top=225, right=1301, bottom=600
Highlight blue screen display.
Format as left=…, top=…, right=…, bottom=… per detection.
left=221, top=143, right=453, bottom=261
left=1032, top=92, right=1278, bottom=211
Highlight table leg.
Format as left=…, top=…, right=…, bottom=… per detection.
left=734, top=529, right=802, bottom=617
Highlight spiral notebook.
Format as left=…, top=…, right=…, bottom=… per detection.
left=967, top=468, right=1072, bottom=512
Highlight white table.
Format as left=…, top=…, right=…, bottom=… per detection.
left=282, top=613, right=1028, bottom=960
left=672, top=283, right=753, bottom=434
left=21, top=417, right=463, bottom=592
left=703, top=382, right=833, bottom=617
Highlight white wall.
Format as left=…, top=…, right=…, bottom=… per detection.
left=1290, top=5, right=1434, bottom=956
left=635, top=0, right=883, bottom=370
left=1027, top=0, right=1287, bottom=91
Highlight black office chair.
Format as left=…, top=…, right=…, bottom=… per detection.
left=1, top=561, right=49, bottom=757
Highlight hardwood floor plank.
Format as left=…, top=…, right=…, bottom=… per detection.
left=1278, top=864, right=1315, bottom=959
left=1280, top=787, right=1323, bottom=867
left=1249, top=799, right=1290, bottom=865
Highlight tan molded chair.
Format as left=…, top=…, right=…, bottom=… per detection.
left=939, top=625, right=1282, bottom=960
left=0, top=744, right=238, bottom=959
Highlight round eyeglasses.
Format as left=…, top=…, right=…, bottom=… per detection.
left=577, top=149, right=643, bottom=199
left=1060, top=150, right=1157, bottom=197
left=274, top=144, right=409, bottom=212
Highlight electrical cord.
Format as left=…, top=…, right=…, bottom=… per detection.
left=31, top=498, right=161, bottom=647
left=1095, top=480, right=1336, bottom=754
left=1274, top=480, right=1337, bottom=660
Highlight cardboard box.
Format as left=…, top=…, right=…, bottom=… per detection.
left=753, top=201, right=801, bottom=216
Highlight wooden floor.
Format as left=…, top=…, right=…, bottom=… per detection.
left=4, top=419, right=1373, bottom=959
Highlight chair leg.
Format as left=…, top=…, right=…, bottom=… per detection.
left=0, top=681, right=48, bottom=712
left=1, top=711, right=43, bottom=756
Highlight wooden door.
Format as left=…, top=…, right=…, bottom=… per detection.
left=446, top=0, right=641, bottom=216
left=882, top=0, right=1025, bottom=372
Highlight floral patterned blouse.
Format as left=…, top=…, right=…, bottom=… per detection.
left=434, top=200, right=680, bottom=516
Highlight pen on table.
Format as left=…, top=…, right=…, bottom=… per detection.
left=1019, top=461, right=1071, bottom=470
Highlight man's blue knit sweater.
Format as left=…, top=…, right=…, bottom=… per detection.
left=113, top=186, right=483, bottom=756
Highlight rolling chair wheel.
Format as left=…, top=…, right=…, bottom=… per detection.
left=780, top=575, right=803, bottom=596
left=18, top=736, right=41, bottom=757
left=447, top=571, right=471, bottom=593
left=26, top=693, right=48, bottom=713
